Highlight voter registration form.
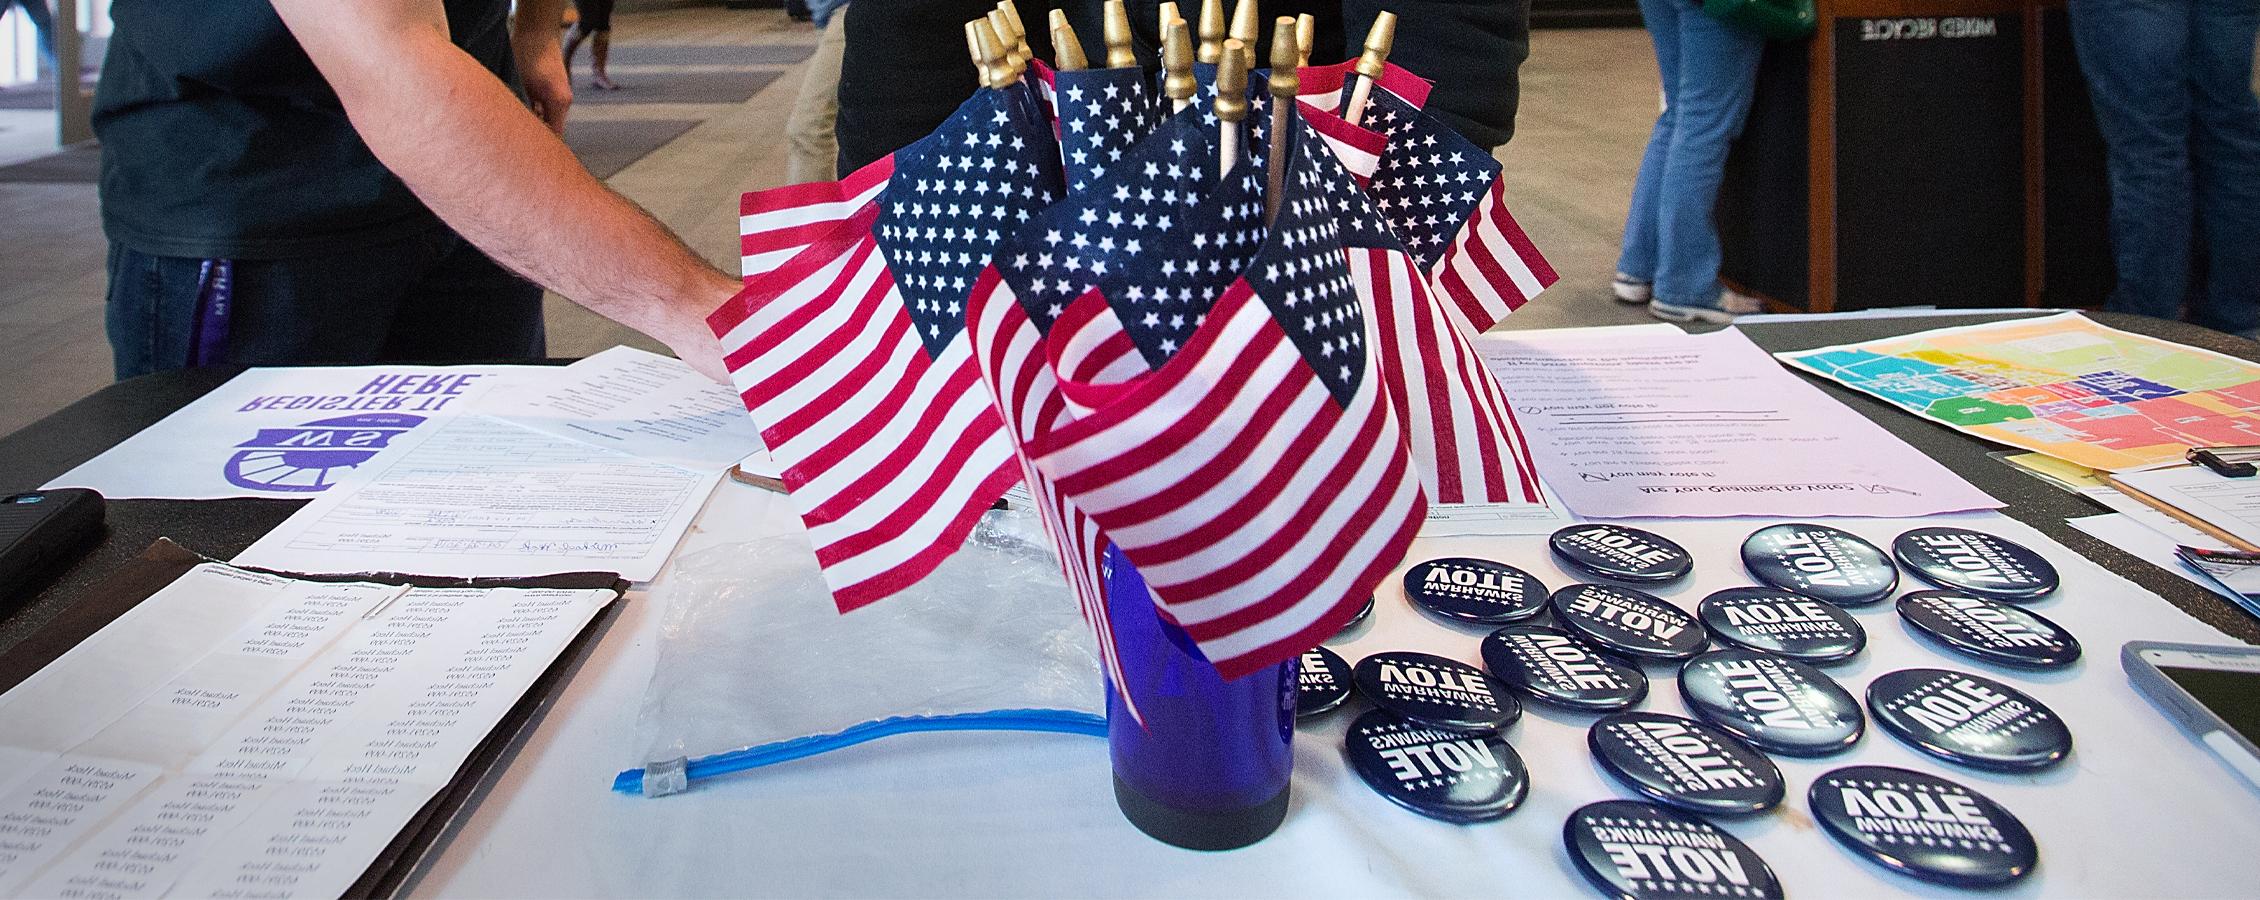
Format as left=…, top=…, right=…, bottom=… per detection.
left=0, top=562, right=613, bottom=898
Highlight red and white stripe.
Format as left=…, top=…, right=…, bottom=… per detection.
left=709, top=206, right=1021, bottom=609
left=1027, top=280, right=1426, bottom=679
left=1297, top=60, right=1432, bottom=116
left=737, top=157, right=895, bottom=281
left=964, top=270, right=1141, bottom=720
left=1350, top=247, right=1546, bottom=505
left=1301, top=101, right=1385, bottom=185
left=1429, top=177, right=1559, bottom=334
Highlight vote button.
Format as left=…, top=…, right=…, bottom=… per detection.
left=1866, top=668, right=2071, bottom=772
left=1352, top=650, right=1521, bottom=732
left=1563, top=800, right=1784, bottom=900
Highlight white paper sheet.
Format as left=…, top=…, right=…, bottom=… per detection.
left=480, top=346, right=770, bottom=474
left=2113, top=465, right=2260, bottom=548
left=0, top=563, right=611, bottom=899
left=409, top=483, right=2260, bottom=899
left=231, top=417, right=722, bottom=582
left=43, top=365, right=535, bottom=500
left=1476, top=328, right=2000, bottom=518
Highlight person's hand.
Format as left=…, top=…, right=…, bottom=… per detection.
left=517, top=37, right=573, bottom=133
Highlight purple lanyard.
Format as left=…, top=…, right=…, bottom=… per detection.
left=189, top=259, right=234, bottom=367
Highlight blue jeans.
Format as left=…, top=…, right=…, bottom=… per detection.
left=1616, top=0, right=1766, bottom=309
left=105, top=227, right=545, bottom=379
left=2071, top=0, right=2260, bottom=335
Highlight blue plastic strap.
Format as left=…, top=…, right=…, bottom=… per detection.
left=611, top=708, right=1108, bottom=795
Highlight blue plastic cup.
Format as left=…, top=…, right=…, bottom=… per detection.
left=1102, top=545, right=1295, bottom=850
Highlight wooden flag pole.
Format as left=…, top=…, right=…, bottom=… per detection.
left=1103, top=0, right=1136, bottom=68
left=1197, top=0, right=1225, bottom=65
left=1162, top=19, right=1196, bottom=112
left=1265, top=17, right=1297, bottom=225
left=1295, top=14, right=1314, bottom=67
left=1050, top=10, right=1088, bottom=71
left=1216, top=39, right=1249, bottom=176
left=1345, top=11, right=1395, bottom=128
left=1228, top=0, right=1259, bottom=69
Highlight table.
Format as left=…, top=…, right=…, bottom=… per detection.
left=2, top=311, right=2257, bottom=897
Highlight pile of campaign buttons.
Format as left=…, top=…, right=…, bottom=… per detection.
left=1866, top=668, right=2072, bottom=772
left=1404, top=557, right=1548, bottom=626
left=1481, top=625, right=1648, bottom=712
left=1345, top=709, right=1529, bottom=823
left=1551, top=524, right=1694, bottom=584
left=1296, top=645, right=1355, bottom=718
left=1679, top=648, right=1864, bottom=756
left=1893, top=527, right=2059, bottom=601
left=1741, top=523, right=1899, bottom=605
left=1551, top=584, right=1710, bottom=662
left=1896, top=590, right=2081, bottom=669
left=1589, top=711, right=1784, bottom=816
left=1697, top=587, right=1866, bottom=665
left=1352, top=651, right=1522, bottom=732
left=1563, top=800, right=1784, bottom=900
left=1808, top=765, right=2037, bottom=888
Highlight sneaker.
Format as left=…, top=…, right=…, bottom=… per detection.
left=1611, top=273, right=1652, bottom=304
left=1650, top=289, right=1767, bottom=324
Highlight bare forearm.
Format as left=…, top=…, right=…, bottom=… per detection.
left=273, top=1, right=733, bottom=365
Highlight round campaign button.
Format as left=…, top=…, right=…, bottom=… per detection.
left=1740, top=523, right=1898, bottom=605
left=1808, top=765, right=2037, bottom=888
left=1336, top=595, right=1376, bottom=637
left=1351, top=651, right=1522, bottom=732
left=1295, top=645, right=1355, bottom=718
left=1404, top=557, right=1549, bottom=626
left=1589, top=711, right=1785, bottom=816
left=1345, top=709, right=1529, bottom=823
left=1480, top=625, right=1648, bottom=712
left=1697, top=587, right=1867, bottom=665
left=1866, top=668, right=2072, bottom=772
left=1550, top=524, right=1694, bottom=585
left=1564, top=800, right=1784, bottom=900
left=1551, top=584, right=1710, bottom=662
left=1893, top=527, right=2059, bottom=601
left=1896, top=590, right=2081, bottom=670
left=1679, top=648, right=1864, bottom=756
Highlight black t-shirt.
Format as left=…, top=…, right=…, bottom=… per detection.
left=93, top=0, right=520, bottom=259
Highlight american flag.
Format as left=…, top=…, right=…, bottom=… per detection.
left=1052, top=65, right=1163, bottom=192
left=968, top=112, right=1424, bottom=680
left=708, top=84, right=1063, bottom=608
left=1359, top=76, right=1558, bottom=334
left=738, top=157, right=894, bottom=282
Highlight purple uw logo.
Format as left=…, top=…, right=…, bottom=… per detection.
left=225, top=413, right=426, bottom=492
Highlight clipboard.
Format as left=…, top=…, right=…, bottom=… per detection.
left=0, top=538, right=628, bottom=899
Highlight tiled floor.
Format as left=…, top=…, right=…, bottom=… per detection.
left=0, top=9, right=1669, bottom=436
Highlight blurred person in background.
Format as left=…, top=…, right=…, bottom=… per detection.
left=2, top=0, right=54, bottom=71
left=2070, top=0, right=2260, bottom=337
left=564, top=0, right=621, bottom=90
left=785, top=0, right=849, bottom=184
left=1610, top=0, right=1765, bottom=324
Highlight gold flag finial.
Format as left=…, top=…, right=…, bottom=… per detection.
left=1162, top=19, right=1197, bottom=104
left=1159, top=2, right=1182, bottom=35
left=1102, top=0, right=1136, bottom=68
left=997, top=0, right=1032, bottom=60
left=1215, top=39, right=1249, bottom=124
left=1355, top=11, right=1396, bottom=80
left=1228, top=0, right=1259, bottom=68
left=988, top=9, right=1027, bottom=74
left=1196, top=0, right=1225, bottom=65
left=1267, top=17, right=1299, bottom=98
left=973, top=18, right=1017, bottom=87
left=1295, top=13, right=1315, bottom=67
left=1049, top=9, right=1089, bottom=71
left=965, top=20, right=993, bottom=89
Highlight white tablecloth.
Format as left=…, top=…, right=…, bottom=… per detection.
left=412, top=480, right=2260, bottom=897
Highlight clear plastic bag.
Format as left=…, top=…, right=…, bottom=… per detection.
left=616, top=491, right=1106, bottom=796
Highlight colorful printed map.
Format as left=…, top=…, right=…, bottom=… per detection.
left=1779, top=313, right=2260, bottom=471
